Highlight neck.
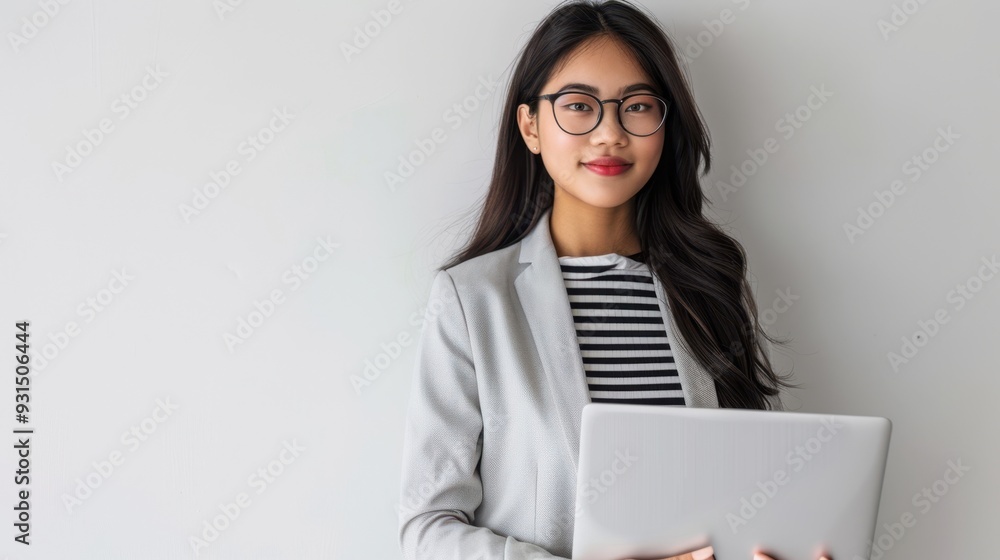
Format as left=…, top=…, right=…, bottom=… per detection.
left=549, top=192, right=641, bottom=258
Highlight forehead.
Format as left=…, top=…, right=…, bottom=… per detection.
left=542, top=35, right=652, bottom=95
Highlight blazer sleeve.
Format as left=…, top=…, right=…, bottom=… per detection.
left=397, top=269, right=571, bottom=560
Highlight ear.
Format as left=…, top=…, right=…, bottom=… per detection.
left=516, top=103, right=539, bottom=152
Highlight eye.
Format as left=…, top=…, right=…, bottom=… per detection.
left=557, top=93, right=597, bottom=112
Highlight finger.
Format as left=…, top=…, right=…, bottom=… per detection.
left=660, top=545, right=714, bottom=560
left=753, top=554, right=774, bottom=560
left=691, top=545, right=715, bottom=560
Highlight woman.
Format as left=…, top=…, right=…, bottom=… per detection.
left=398, top=1, right=827, bottom=559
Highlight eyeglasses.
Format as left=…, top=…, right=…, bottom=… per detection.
left=527, top=91, right=669, bottom=137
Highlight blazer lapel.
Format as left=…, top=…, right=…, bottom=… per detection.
left=514, top=209, right=591, bottom=473
left=513, top=208, right=719, bottom=473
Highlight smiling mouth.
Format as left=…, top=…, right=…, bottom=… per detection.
left=582, top=162, right=632, bottom=176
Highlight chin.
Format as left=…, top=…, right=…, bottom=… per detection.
left=572, top=189, right=641, bottom=209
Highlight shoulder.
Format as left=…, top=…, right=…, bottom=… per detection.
left=445, top=242, right=520, bottom=281
left=437, top=242, right=523, bottom=299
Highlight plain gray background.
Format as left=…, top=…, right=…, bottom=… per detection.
left=0, top=0, right=995, bottom=558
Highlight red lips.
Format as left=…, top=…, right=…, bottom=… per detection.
left=584, top=156, right=630, bottom=166
left=582, top=156, right=632, bottom=176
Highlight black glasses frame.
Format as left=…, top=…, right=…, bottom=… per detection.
left=527, top=91, right=669, bottom=137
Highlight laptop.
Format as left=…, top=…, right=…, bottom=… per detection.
left=571, top=403, right=892, bottom=560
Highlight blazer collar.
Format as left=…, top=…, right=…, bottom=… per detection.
left=513, top=208, right=719, bottom=473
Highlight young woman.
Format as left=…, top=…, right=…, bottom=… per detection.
left=398, top=1, right=829, bottom=559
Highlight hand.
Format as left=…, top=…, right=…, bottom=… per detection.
left=754, top=551, right=831, bottom=560
left=620, top=544, right=715, bottom=560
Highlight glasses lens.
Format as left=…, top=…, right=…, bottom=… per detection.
left=551, top=93, right=601, bottom=134
left=619, top=95, right=666, bottom=136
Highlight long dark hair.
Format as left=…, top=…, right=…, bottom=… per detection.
left=440, top=0, right=797, bottom=409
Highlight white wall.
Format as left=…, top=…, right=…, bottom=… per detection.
left=0, top=0, right=994, bottom=558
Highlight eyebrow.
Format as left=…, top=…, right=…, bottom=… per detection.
left=554, top=82, right=657, bottom=96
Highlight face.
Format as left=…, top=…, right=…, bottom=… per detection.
left=517, top=35, right=665, bottom=211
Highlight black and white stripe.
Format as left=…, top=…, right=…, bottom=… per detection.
left=558, top=253, right=686, bottom=406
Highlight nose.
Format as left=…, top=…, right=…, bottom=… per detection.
left=590, top=101, right=629, bottom=145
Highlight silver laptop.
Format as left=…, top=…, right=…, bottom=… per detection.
left=571, top=403, right=892, bottom=560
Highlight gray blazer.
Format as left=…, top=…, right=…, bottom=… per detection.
left=397, top=208, right=784, bottom=560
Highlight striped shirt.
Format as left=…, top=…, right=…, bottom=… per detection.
left=557, top=251, right=686, bottom=406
